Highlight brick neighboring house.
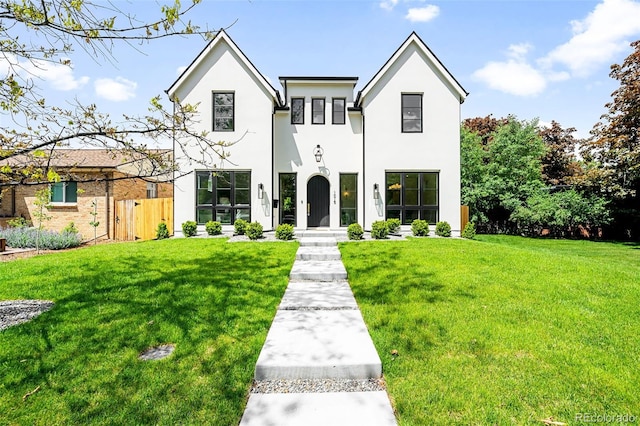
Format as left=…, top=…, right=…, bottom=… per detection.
left=0, top=149, right=173, bottom=240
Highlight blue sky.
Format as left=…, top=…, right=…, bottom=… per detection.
left=4, top=0, right=640, bottom=141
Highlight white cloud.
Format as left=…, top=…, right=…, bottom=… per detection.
left=542, top=0, right=640, bottom=77
left=380, top=0, right=399, bottom=11
left=405, top=5, right=440, bottom=22
left=1, top=55, right=89, bottom=91
left=94, top=77, right=137, bottom=102
left=472, top=43, right=547, bottom=97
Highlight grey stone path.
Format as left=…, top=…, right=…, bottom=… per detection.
left=240, top=231, right=397, bottom=426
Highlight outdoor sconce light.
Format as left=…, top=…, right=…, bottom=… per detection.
left=258, top=183, right=264, bottom=199
left=373, top=183, right=380, bottom=199
left=313, top=144, right=324, bottom=163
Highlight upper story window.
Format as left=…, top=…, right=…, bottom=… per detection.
left=332, top=98, right=345, bottom=125
left=213, top=92, right=234, bottom=131
left=51, top=181, right=77, bottom=204
left=312, top=98, right=325, bottom=124
left=401, top=94, right=422, bottom=133
left=291, top=97, right=304, bottom=124
left=146, top=182, right=158, bottom=199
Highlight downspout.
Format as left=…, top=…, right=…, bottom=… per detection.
left=271, top=102, right=275, bottom=231
left=11, top=186, right=16, bottom=216
left=362, top=113, right=366, bottom=231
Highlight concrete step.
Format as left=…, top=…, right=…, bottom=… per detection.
left=289, top=259, right=347, bottom=281
left=299, top=237, right=338, bottom=247
left=296, top=246, right=342, bottom=261
left=240, top=391, right=397, bottom=426
left=301, top=231, right=347, bottom=238
left=254, top=309, right=382, bottom=380
left=279, top=281, right=357, bottom=310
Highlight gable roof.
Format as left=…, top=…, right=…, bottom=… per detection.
left=166, top=29, right=280, bottom=104
left=355, top=32, right=468, bottom=106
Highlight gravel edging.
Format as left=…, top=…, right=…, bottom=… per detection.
left=0, top=300, right=54, bottom=331
left=251, top=378, right=386, bottom=394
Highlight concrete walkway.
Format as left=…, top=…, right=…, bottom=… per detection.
left=240, top=231, right=397, bottom=426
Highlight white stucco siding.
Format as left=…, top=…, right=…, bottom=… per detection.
left=274, top=82, right=363, bottom=229
left=362, top=43, right=462, bottom=232
left=172, top=39, right=275, bottom=234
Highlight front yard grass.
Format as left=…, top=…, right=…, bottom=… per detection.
left=340, top=235, right=640, bottom=425
left=0, top=238, right=298, bottom=425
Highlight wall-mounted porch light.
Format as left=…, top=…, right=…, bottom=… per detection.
left=313, top=144, right=324, bottom=163
left=373, top=183, right=380, bottom=199
left=258, top=183, right=264, bottom=199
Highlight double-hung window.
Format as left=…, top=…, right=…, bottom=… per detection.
left=291, top=98, right=304, bottom=124
left=332, top=98, right=345, bottom=125
left=385, top=172, right=438, bottom=224
left=50, top=181, right=77, bottom=204
left=401, top=94, right=422, bottom=133
left=213, top=92, right=234, bottom=131
left=312, top=98, right=325, bottom=124
left=196, top=171, right=250, bottom=224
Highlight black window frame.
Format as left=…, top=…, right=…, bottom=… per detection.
left=195, top=170, right=251, bottom=225
left=279, top=173, right=297, bottom=226
left=311, top=98, right=325, bottom=125
left=401, top=93, right=423, bottom=133
left=50, top=181, right=77, bottom=204
left=385, top=172, right=438, bottom=225
left=332, top=98, right=346, bottom=125
left=212, top=92, right=235, bottom=132
left=291, top=97, right=305, bottom=125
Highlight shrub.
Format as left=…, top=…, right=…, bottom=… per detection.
left=371, top=220, right=389, bottom=239
left=386, top=218, right=401, bottom=235
left=461, top=222, right=476, bottom=239
left=0, top=227, right=82, bottom=250
left=181, top=221, right=198, bottom=237
left=205, top=220, right=222, bottom=236
left=435, top=221, right=452, bottom=237
left=7, top=217, right=30, bottom=228
left=347, top=223, right=364, bottom=240
left=411, top=219, right=429, bottom=237
left=275, top=223, right=294, bottom=240
left=62, top=221, right=79, bottom=235
left=234, top=218, right=248, bottom=235
left=245, top=222, right=263, bottom=240
left=156, top=222, right=170, bottom=240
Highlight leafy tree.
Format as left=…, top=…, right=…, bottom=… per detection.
left=1, top=0, right=230, bottom=188
left=462, top=114, right=508, bottom=147
left=538, top=121, right=583, bottom=186
left=460, top=126, right=489, bottom=224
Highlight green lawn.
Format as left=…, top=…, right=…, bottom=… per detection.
left=0, top=238, right=298, bottom=425
left=340, top=235, right=640, bottom=426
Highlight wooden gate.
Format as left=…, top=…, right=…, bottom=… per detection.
left=115, top=198, right=173, bottom=241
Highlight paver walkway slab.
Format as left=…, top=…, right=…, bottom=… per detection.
left=296, top=245, right=342, bottom=261
left=254, top=309, right=382, bottom=380
left=289, top=259, right=347, bottom=281
left=279, top=281, right=357, bottom=309
left=240, top=391, right=396, bottom=426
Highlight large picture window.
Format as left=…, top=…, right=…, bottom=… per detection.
left=196, top=171, right=250, bottom=224
left=50, top=181, right=77, bottom=203
left=340, top=174, right=357, bottom=226
left=401, top=94, right=422, bottom=133
left=385, top=172, right=438, bottom=224
left=213, top=92, right=234, bottom=131
left=291, top=98, right=304, bottom=124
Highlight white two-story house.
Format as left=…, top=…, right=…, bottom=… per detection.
left=167, top=30, right=467, bottom=235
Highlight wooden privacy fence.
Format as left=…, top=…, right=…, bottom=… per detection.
left=460, top=205, right=469, bottom=232
left=115, top=198, right=173, bottom=241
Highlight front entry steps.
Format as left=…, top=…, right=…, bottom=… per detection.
left=240, top=235, right=397, bottom=426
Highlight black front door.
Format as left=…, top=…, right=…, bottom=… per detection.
left=307, top=175, right=330, bottom=227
